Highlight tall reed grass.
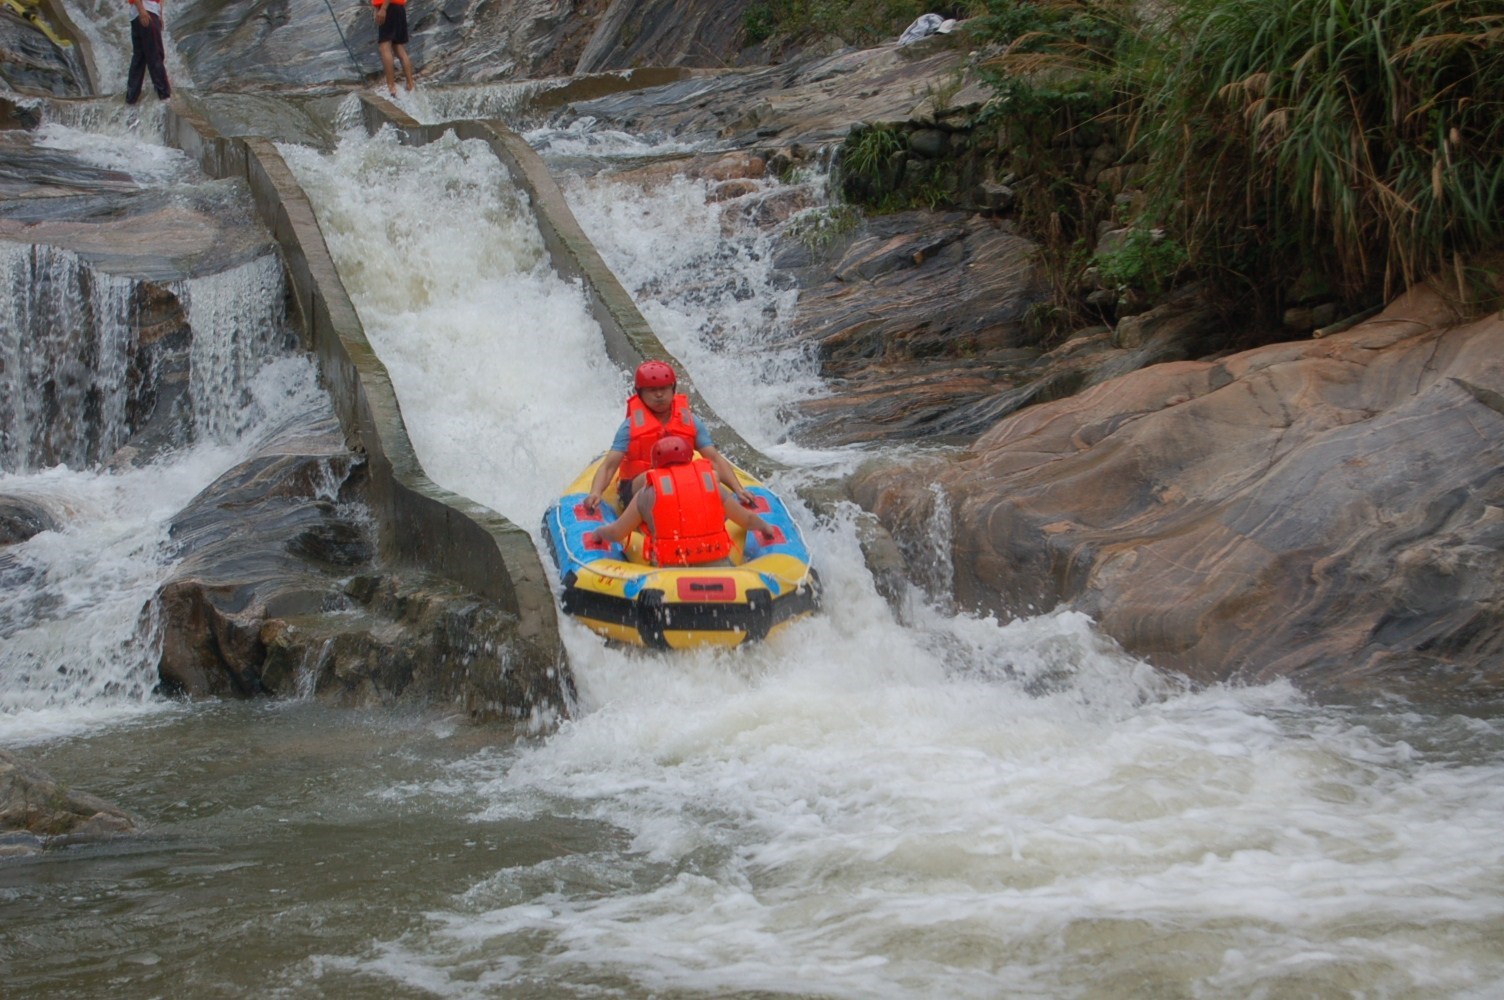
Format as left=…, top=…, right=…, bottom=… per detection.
left=1128, top=0, right=1504, bottom=310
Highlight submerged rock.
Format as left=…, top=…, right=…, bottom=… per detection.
left=0, top=749, right=138, bottom=856
left=850, top=285, right=1504, bottom=701
left=0, top=495, right=57, bottom=544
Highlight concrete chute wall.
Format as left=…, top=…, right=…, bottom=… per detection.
left=162, top=96, right=567, bottom=683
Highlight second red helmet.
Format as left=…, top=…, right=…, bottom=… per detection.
left=650, top=436, right=693, bottom=468
left=634, top=360, right=677, bottom=390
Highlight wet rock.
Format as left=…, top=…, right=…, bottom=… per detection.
left=770, top=209, right=1050, bottom=443
left=151, top=413, right=570, bottom=721
left=573, top=0, right=757, bottom=74
left=908, top=128, right=948, bottom=158
left=0, top=244, right=195, bottom=471
left=166, top=0, right=760, bottom=92
left=0, top=12, right=89, bottom=97
left=849, top=285, right=1504, bottom=702
left=0, top=749, right=138, bottom=857
left=561, top=43, right=983, bottom=148
left=0, top=495, right=57, bottom=544
left=0, top=96, right=43, bottom=130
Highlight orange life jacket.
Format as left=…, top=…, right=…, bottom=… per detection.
left=643, top=459, right=732, bottom=566
left=620, top=393, right=697, bottom=483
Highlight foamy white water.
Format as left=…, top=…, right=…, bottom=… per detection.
left=0, top=352, right=328, bottom=744
left=34, top=117, right=193, bottom=183
left=280, top=128, right=626, bottom=526
left=1, top=117, right=323, bottom=743
left=277, top=122, right=1504, bottom=998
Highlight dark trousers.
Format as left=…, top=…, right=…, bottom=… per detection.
left=126, top=14, right=171, bottom=104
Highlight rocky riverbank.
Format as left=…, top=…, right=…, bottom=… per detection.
left=6, top=2, right=1502, bottom=711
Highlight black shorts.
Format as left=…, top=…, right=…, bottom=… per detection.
left=377, top=3, right=408, bottom=45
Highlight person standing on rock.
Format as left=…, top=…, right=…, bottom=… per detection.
left=124, top=0, right=171, bottom=105
left=373, top=0, right=416, bottom=98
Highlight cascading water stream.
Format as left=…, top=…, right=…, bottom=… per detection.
left=0, top=243, right=135, bottom=472
left=2, top=106, right=1503, bottom=999
left=0, top=116, right=318, bottom=741
left=265, top=123, right=1504, bottom=998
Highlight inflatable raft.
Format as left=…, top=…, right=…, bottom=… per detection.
left=542, top=455, right=819, bottom=649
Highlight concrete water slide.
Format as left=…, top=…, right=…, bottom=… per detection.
left=152, top=81, right=887, bottom=710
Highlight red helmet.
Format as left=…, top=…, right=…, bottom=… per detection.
left=651, top=436, right=693, bottom=468
left=634, top=360, right=677, bottom=390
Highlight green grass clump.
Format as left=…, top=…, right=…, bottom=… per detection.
left=1128, top=0, right=1504, bottom=311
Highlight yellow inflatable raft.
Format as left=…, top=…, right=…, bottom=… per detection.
left=542, top=455, right=819, bottom=649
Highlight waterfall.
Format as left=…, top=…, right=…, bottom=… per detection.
left=0, top=243, right=136, bottom=473
left=182, top=252, right=293, bottom=442
left=0, top=239, right=307, bottom=739
left=0, top=243, right=291, bottom=473
left=5, top=95, right=1504, bottom=1000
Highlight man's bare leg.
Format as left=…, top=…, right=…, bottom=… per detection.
left=397, top=44, right=415, bottom=91
left=378, top=40, right=397, bottom=96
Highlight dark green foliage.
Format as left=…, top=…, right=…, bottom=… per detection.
left=962, top=0, right=1504, bottom=324
left=1131, top=0, right=1504, bottom=311
left=1093, top=227, right=1189, bottom=303
left=743, top=4, right=778, bottom=45
left=969, top=1, right=1135, bottom=331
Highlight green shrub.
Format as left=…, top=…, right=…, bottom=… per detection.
left=843, top=124, right=905, bottom=179
left=786, top=204, right=863, bottom=251
left=1093, top=227, right=1189, bottom=303
left=1129, top=0, right=1504, bottom=311
left=970, top=1, right=1136, bottom=326
left=743, top=4, right=777, bottom=45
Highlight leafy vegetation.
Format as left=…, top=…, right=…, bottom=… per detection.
left=1130, top=0, right=1504, bottom=312
left=844, top=123, right=906, bottom=180
left=1093, top=226, right=1189, bottom=306
left=969, top=0, right=1503, bottom=320
left=785, top=204, right=863, bottom=251
left=784, top=0, right=1504, bottom=328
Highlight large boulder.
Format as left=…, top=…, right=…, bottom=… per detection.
left=152, top=413, right=572, bottom=721
left=849, top=285, right=1504, bottom=700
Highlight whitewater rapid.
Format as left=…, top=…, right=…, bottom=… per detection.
left=275, top=123, right=1504, bottom=999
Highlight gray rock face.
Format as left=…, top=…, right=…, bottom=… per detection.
left=849, top=287, right=1504, bottom=701
left=561, top=41, right=982, bottom=147
left=773, top=210, right=1048, bottom=443
left=0, top=12, right=88, bottom=96
left=169, top=0, right=391, bottom=88
left=162, top=0, right=758, bottom=92
left=152, top=414, right=572, bottom=721
left=572, top=0, right=754, bottom=74
left=0, top=494, right=58, bottom=544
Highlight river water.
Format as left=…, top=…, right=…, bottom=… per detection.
left=3, top=105, right=1504, bottom=999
